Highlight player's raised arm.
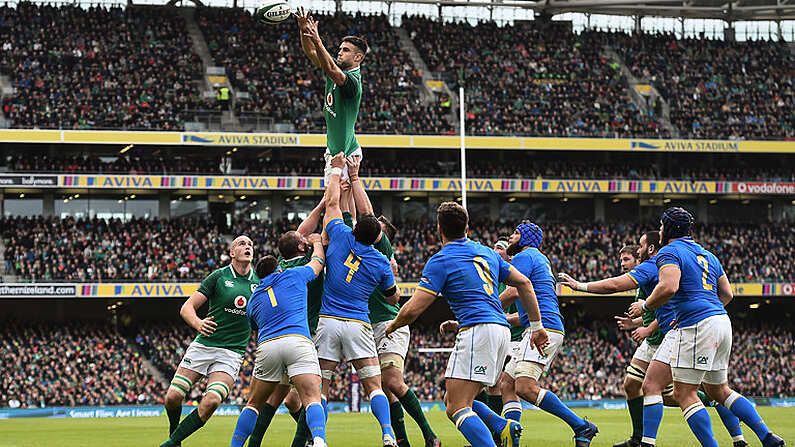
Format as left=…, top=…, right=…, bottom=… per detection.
left=305, top=233, right=326, bottom=275
left=180, top=291, right=215, bottom=337
left=347, top=156, right=374, bottom=216
left=302, top=14, right=346, bottom=86
left=558, top=271, right=637, bottom=294
left=295, top=7, right=320, bottom=68
left=297, top=196, right=326, bottom=237
left=323, top=153, right=345, bottom=227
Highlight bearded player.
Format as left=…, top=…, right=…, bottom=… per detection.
left=296, top=7, right=367, bottom=183
left=160, top=236, right=260, bottom=447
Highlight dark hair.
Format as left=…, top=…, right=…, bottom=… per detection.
left=619, top=245, right=640, bottom=259
left=342, top=35, right=369, bottom=56
left=353, top=214, right=381, bottom=245
left=378, top=215, right=397, bottom=241
left=643, top=231, right=660, bottom=253
left=255, top=255, right=279, bottom=279
left=437, top=202, right=468, bottom=240
left=278, top=231, right=302, bottom=260
left=497, top=234, right=510, bottom=243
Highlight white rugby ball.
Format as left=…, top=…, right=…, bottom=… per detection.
left=256, top=0, right=291, bottom=25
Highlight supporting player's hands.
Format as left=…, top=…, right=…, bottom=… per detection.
left=340, top=178, right=351, bottom=192
left=557, top=272, right=585, bottom=291
left=615, top=313, right=641, bottom=330
left=196, top=316, right=217, bottom=337
left=530, top=327, right=550, bottom=353
left=330, top=153, right=345, bottom=169
left=439, top=319, right=459, bottom=334
left=307, top=233, right=322, bottom=245
left=346, top=156, right=361, bottom=180
left=627, top=300, right=645, bottom=318
left=631, top=325, right=652, bottom=343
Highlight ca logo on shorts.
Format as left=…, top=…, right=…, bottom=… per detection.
left=234, top=296, right=248, bottom=309
left=697, top=355, right=708, bottom=365
left=473, top=365, right=487, bottom=375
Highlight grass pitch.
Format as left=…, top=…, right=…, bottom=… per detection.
left=1, top=407, right=793, bottom=447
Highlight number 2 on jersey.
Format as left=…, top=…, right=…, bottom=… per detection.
left=697, top=255, right=713, bottom=291
left=344, top=253, right=361, bottom=283
left=472, top=256, right=495, bottom=295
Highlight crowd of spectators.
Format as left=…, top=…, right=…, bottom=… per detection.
left=197, top=10, right=453, bottom=135
left=402, top=17, right=669, bottom=138
left=3, top=215, right=793, bottom=284
left=587, top=30, right=794, bottom=140
left=6, top=153, right=794, bottom=181
left=0, top=3, right=204, bottom=130
left=2, top=318, right=792, bottom=408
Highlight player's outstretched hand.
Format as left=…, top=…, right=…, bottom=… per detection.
left=627, top=300, right=644, bottom=318
left=197, top=316, right=217, bottom=337
left=439, top=319, right=459, bottom=334
left=294, top=6, right=309, bottom=29
left=346, top=156, right=361, bottom=178
left=615, top=313, right=640, bottom=330
left=631, top=326, right=651, bottom=343
left=530, top=328, right=550, bottom=353
left=557, top=272, right=581, bottom=290
left=302, top=14, right=321, bottom=44
left=306, top=233, right=322, bottom=245
left=330, top=153, right=345, bottom=169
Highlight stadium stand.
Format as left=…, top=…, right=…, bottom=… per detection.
left=2, top=319, right=792, bottom=407
left=0, top=4, right=204, bottom=130
left=3, top=216, right=793, bottom=283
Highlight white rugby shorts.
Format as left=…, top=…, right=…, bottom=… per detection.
left=652, top=329, right=677, bottom=365
left=314, top=316, right=377, bottom=362
left=324, top=147, right=363, bottom=184
left=445, top=323, right=509, bottom=387
left=373, top=320, right=410, bottom=358
left=178, top=341, right=243, bottom=378
left=504, top=330, right=565, bottom=379
left=253, top=335, right=321, bottom=382
left=671, top=314, right=732, bottom=385
left=631, top=339, right=661, bottom=365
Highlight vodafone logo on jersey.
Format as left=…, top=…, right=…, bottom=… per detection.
left=326, top=92, right=333, bottom=107
left=735, top=182, right=795, bottom=195
left=234, top=295, right=248, bottom=309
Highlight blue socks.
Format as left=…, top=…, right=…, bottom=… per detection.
left=321, top=395, right=328, bottom=422
left=472, top=399, right=508, bottom=435
left=683, top=403, right=718, bottom=447
left=453, top=407, right=496, bottom=447
left=369, top=390, right=395, bottom=438
left=230, top=406, right=259, bottom=447
left=642, top=395, right=664, bottom=445
left=724, top=391, right=770, bottom=441
left=502, top=400, right=522, bottom=422
left=536, top=389, right=587, bottom=433
left=714, top=402, right=744, bottom=441
left=305, top=401, right=326, bottom=444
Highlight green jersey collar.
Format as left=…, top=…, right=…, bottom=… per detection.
left=228, top=263, right=254, bottom=280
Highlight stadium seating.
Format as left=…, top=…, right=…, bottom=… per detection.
left=3, top=216, right=793, bottom=284
left=197, top=9, right=453, bottom=135
left=2, top=319, right=791, bottom=407
left=0, top=4, right=203, bottom=130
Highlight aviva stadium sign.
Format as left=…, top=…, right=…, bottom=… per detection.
left=0, top=130, right=792, bottom=153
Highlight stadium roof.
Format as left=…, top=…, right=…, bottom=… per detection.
left=401, top=0, right=795, bottom=21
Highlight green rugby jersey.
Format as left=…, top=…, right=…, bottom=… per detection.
left=341, top=213, right=398, bottom=324
left=278, top=248, right=325, bottom=336
left=194, top=264, right=260, bottom=355
left=501, top=282, right=525, bottom=342
left=324, top=68, right=362, bottom=156
left=636, top=286, right=664, bottom=346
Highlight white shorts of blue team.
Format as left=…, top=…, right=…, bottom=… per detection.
left=373, top=320, right=410, bottom=358
left=631, top=339, right=662, bottom=364
left=314, top=315, right=377, bottom=362
left=253, top=335, right=321, bottom=383
left=445, top=323, right=510, bottom=387
left=505, top=329, right=565, bottom=380
left=178, top=341, right=244, bottom=378
left=324, top=147, right=363, bottom=184
left=650, top=329, right=677, bottom=365
left=671, top=314, right=732, bottom=385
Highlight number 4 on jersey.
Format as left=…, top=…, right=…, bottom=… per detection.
left=344, top=252, right=361, bottom=283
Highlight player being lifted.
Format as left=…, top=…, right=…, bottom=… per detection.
left=317, top=153, right=400, bottom=446
left=296, top=7, right=366, bottom=183
left=229, top=237, right=327, bottom=447
left=499, top=222, right=599, bottom=447
left=247, top=198, right=327, bottom=447
left=627, top=208, right=785, bottom=447
left=386, top=202, right=548, bottom=447
left=346, top=158, right=441, bottom=447
left=160, top=236, right=260, bottom=447
left=560, top=231, right=747, bottom=447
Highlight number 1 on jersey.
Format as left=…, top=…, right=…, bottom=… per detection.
left=266, top=287, right=278, bottom=307
left=697, top=255, right=714, bottom=291
left=344, top=252, right=361, bottom=283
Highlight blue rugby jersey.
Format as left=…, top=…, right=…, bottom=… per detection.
left=417, top=238, right=511, bottom=328
left=627, top=256, right=677, bottom=333
left=320, top=218, right=396, bottom=323
left=249, top=265, right=318, bottom=344
left=510, top=248, right=564, bottom=334
left=656, top=237, right=727, bottom=328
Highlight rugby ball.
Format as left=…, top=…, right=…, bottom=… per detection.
left=255, top=0, right=291, bottom=25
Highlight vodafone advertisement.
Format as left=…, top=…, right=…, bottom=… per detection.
left=733, top=182, right=795, bottom=195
